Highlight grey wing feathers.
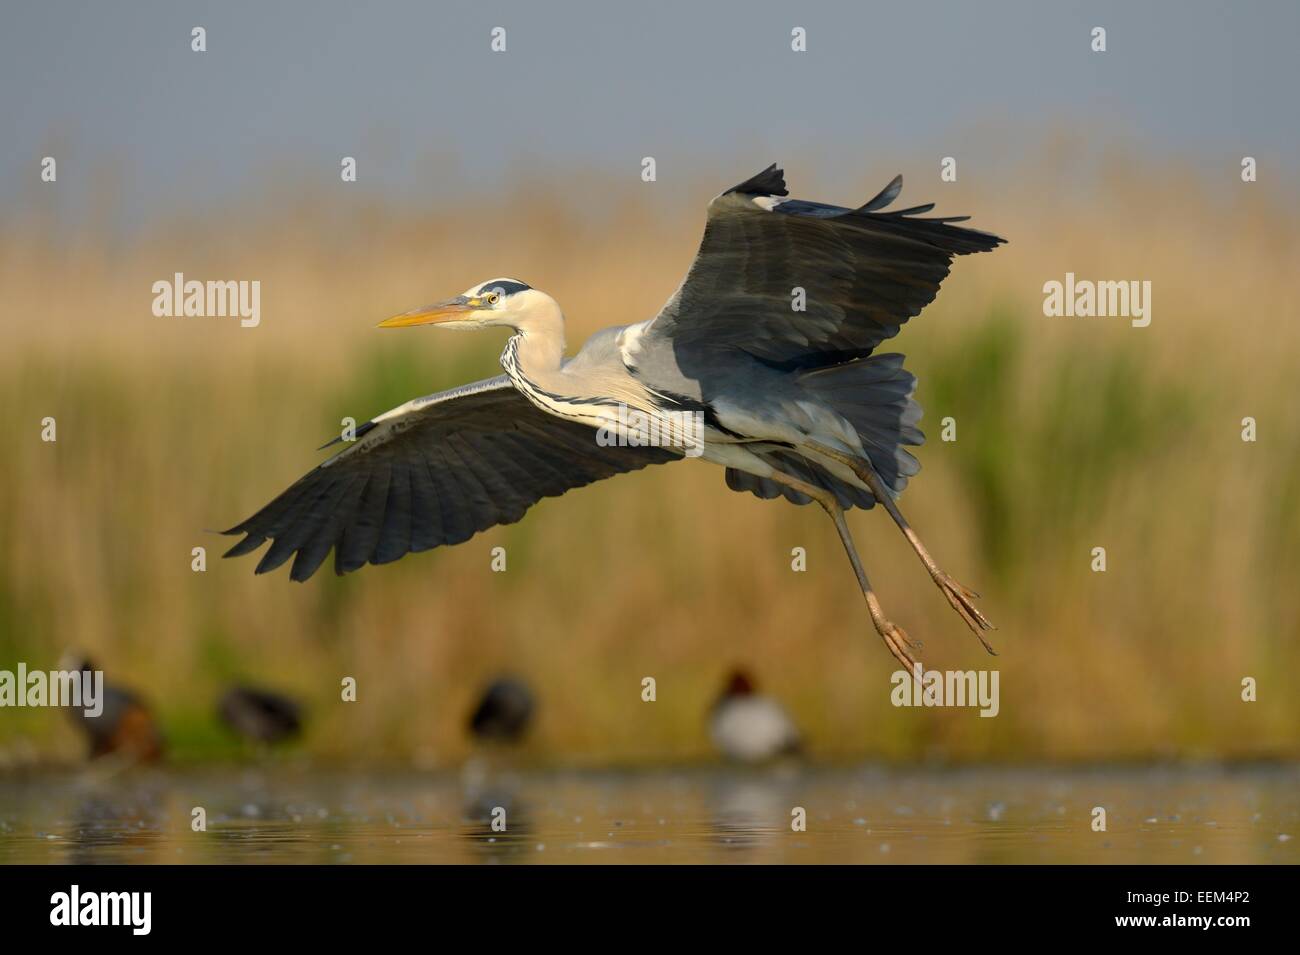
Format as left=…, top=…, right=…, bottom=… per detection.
left=651, top=164, right=1005, bottom=371
left=726, top=450, right=876, bottom=511
left=222, top=376, right=679, bottom=581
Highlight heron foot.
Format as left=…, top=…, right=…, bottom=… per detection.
left=877, top=618, right=923, bottom=675
left=934, top=572, right=997, bottom=653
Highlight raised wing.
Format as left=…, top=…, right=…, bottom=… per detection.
left=222, top=376, right=679, bottom=581
left=648, top=164, right=1005, bottom=372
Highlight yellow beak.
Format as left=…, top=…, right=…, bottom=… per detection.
left=377, top=296, right=478, bottom=328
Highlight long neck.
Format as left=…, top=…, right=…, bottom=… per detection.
left=510, top=323, right=565, bottom=376
left=501, top=304, right=566, bottom=391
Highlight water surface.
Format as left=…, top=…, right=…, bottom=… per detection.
left=1, top=764, right=1295, bottom=864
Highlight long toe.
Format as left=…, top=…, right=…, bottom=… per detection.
left=879, top=620, right=923, bottom=675
left=937, top=574, right=998, bottom=654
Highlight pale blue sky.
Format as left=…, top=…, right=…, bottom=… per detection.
left=3, top=0, right=1295, bottom=226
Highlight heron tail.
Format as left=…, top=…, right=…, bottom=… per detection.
left=797, top=353, right=924, bottom=495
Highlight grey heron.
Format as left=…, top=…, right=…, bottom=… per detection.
left=223, top=165, right=1005, bottom=672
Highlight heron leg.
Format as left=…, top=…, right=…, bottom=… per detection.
left=806, top=441, right=996, bottom=654
left=761, top=467, right=923, bottom=677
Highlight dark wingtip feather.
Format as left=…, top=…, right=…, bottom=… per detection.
left=947, top=226, right=1007, bottom=252
left=724, top=163, right=788, bottom=197
left=289, top=550, right=328, bottom=583
left=254, top=536, right=302, bottom=576
left=222, top=534, right=265, bottom=558
left=886, top=202, right=936, bottom=217
left=859, top=174, right=903, bottom=212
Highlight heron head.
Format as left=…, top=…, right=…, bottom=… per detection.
left=378, top=278, right=546, bottom=331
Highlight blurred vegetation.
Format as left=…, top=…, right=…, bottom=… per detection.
left=1, top=149, right=1297, bottom=768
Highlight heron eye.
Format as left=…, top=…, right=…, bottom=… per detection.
left=485, top=292, right=501, bottom=305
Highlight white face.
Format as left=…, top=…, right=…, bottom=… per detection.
left=378, top=279, right=550, bottom=331
left=462, top=280, right=546, bottom=327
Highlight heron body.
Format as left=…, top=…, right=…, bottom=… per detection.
left=224, top=165, right=1005, bottom=670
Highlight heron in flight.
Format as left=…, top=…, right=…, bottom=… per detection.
left=223, top=165, right=1005, bottom=671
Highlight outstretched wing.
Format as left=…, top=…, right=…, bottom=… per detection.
left=646, top=164, right=1005, bottom=372
left=222, top=376, right=679, bottom=581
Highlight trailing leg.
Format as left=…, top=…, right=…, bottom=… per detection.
left=807, top=440, right=996, bottom=654
left=761, top=467, right=923, bottom=676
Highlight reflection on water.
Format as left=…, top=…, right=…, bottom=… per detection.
left=0, top=764, right=1296, bottom=864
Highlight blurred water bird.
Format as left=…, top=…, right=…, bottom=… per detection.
left=60, top=654, right=163, bottom=763
left=468, top=677, right=535, bottom=743
left=709, top=670, right=801, bottom=763
left=223, top=165, right=1005, bottom=669
left=217, top=685, right=303, bottom=744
